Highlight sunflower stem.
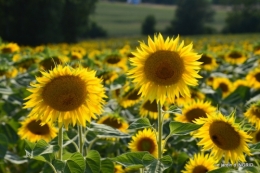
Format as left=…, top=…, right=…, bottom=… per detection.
left=157, top=102, right=163, bottom=160
left=58, top=126, right=63, bottom=160
left=47, top=162, right=58, bottom=173
left=78, top=125, right=84, bottom=156
left=139, top=168, right=144, bottom=173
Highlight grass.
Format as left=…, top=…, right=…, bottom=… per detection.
left=90, top=1, right=230, bottom=37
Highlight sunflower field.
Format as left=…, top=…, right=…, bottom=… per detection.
left=0, top=33, right=260, bottom=173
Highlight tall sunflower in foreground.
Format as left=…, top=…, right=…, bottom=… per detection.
left=18, top=116, right=57, bottom=143
left=128, top=33, right=202, bottom=105
left=128, top=128, right=158, bottom=158
left=192, top=112, right=252, bottom=164
left=24, top=65, right=106, bottom=129
left=244, top=102, right=260, bottom=129
left=174, top=100, right=216, bottom=123
left=182, top=153, right=217, bottom=173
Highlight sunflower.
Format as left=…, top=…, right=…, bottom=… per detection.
left=128, top=128, right=158, bottom=158
left=114, top=164, right=125, bottom=173
left=174, top=88, right=206, bottom=106
left=128, top=33, right=202, bottom=105
left=24, top=65, right=106, bottom=129
left=224, top=50, right=247, bottom=64
left=244, top=102, right=260, bottom=129
left=198, top=53, right=218, bottom=71
left=1, top=43, right=20, bottom=53
left=119, top=87, right=142, bottom=108
left=39, top=56, right=65, bottom=71
left=18, top=116, right=57, bottom=143
left=182, top=153, right=217, bottom=173
left=250, top=128, right=260, bottom=143
left=212, top=77, right=233, bottom=98
left=97, top=114, right=129, bottom=133
left=98, top=70, right=119, bottom=85
left=233, top=79, right=250, bottom=89
left=246, top=68, right=260, bottom=90
left=192, top=112, right=252, bottom=164
left=174, top=100, right=216, bottom=123
left=140, top=99, right=169, bottom=120
left=103, top=53, right=128, bottom=71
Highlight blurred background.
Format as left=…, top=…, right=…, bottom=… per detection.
left=0, top=0, right=260, bottom=46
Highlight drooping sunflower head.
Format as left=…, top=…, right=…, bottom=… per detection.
left=174, top=100, right=216, bottom=123
left=128, top=128, right=158, bottom=158
left=24, top=65, right=106, bottom=129
left=246, top=68, right=260, bottom=90
left=18, top=116, right=57, bottom=143
left=198, top=53, right=218, bottom=71
left=212, top=77, right=233, bottom=98
left=140, top=99, right=169, bottom=120
left=128, top=33, right=202, bottom=105
left=224, top=50, right=247, bottom=64
left=39, top=56, right=65, bottom=71
left=182, top=153, right=217, bottom=173
left=193, top=111, right=252, bottom=164
left=97, top=114, right=129, bottom=133
left=244, top=102, right=260, bottom=129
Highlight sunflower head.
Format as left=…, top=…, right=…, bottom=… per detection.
left=97, top=114, right=129, bottom=133
left=128, top=33, right=202, bottom=105
left=250, top=128, right=260, bottom=143
left=24, top=65, right=106, bottom=129
left=182, top=153, right=217, bottom=173
left=244, top=102, right=260, bottom=129
left=224, top=50, right=247, bottom=64
left=193, top=111, right=252, bottom=164
left=198, top=53, right=218, bottom=71
left=18, top=116, right=57, bottom=143
left=128, top=128, right=158, bottom=158
left=246, top=68, right=260, bottom=90
left=1, top=43, right=20, bottom=53
left=174, top=100, right=216, bottom=123
left=212, top=77, right=233, bottom=98
left=119, top=86, right=142, bottom=108
left=140, top=99, right=169, bottom=120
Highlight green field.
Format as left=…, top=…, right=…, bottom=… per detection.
left=90, top=1, right=230, bottom=37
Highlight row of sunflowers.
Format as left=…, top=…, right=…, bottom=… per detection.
left=0, top=34, right=260, bottom=173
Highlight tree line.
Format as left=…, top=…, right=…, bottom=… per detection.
left=0, top=0, right=260, bottom=46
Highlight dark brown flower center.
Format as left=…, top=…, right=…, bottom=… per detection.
left=27, top=120, right=50, bottom=135
left=137, top=137, right=156, bottom=154
left=42, top=75, right=87, bottom=111
left=40, top=57, right=62, bottom=71
left=106, top=55, right=121, bottom=64
left=192, top=165, right=208, bottom=173
left=199, top=54, right=212, bottom=65
left=228, top=51, right=242, bottom=59
left=127, top=90, right=140, bottom=100
left=185, top=108, right=207, bottom=123
left=144, top=50, right=184, bottom=86
left=102, top=117, right=122, bottom=129
left=254, top=73, right=260, bottom=83
left=219, top=83, right=228, bottom=93
left=252, top=107, right=260, bottom=119
left=209, top=121, right=240, bottom=150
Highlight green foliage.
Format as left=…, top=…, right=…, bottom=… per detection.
left=169, top=121, right=202, bottom=135
left=128, top=118, right=152, bottom=130
left=222, top=0, right=260, bottom=33
left=0, top=0, right=106, bottom=45
left=165, top=0, right=215, bottom=35
left=141, top=15, right=156, bottom=36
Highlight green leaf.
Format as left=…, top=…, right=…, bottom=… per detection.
left=0, top=85, right=13, bottom=95
left=167, top=105, right=182, bottom=114
left=111, top=151, right=148, bottom=168
left=4, top=151, right=27, bottom=164
left=208, top=167, right=235, bottom=173
left=249, top=142, right=260, bottom=155
left=85, top=150, right=101, bottom=173
left=242, top=166, right=260, bottom=172
left=53, top=152, right=86, bottom=173
left=88, top=122, right=130, bottom=138
left=0, top=134, right=8, bottom=159
left=169, top=121, right=202, bottom=135
left=0, top=123, right=19, bottom=144
left=128, top=118, right=151, bottom=130
left=142, top=154, right=172, bottom=173
left=25, top=139, right=59, bottom=158
left=100, top=158, right=114, bottom=173
left=222, top=86, right=250, bottom=105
